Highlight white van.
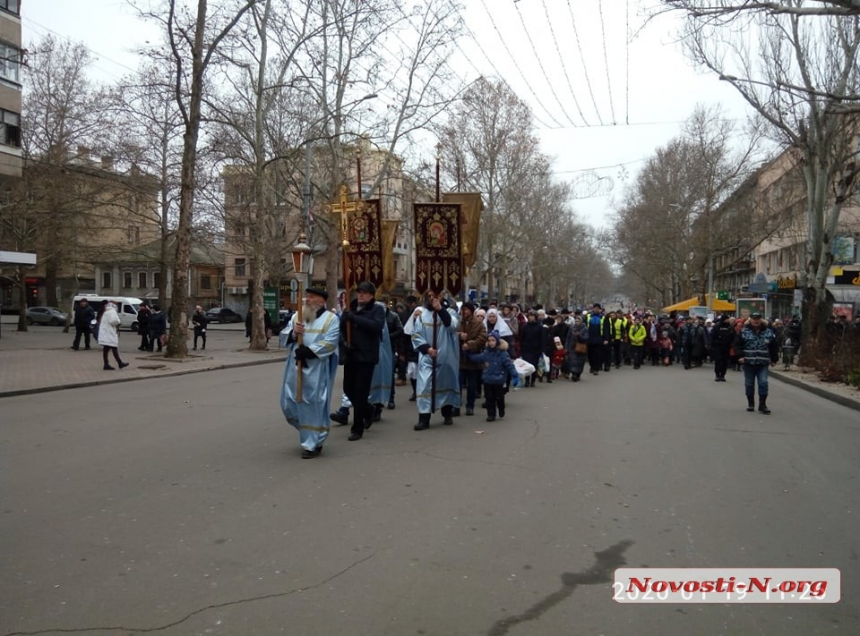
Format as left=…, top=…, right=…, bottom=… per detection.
left=71, top=295, right=145, bottom=332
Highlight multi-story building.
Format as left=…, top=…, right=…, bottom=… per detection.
left=93, top=233, right=224, bottom=311
left=0, top=0, right=22, bottom=311
left=713, top=147, right=860, bottom=319
left=0, top=0, right=21, bottom=183
left=3, top=151, right=161, bottom=308
left=222, top=144, right=416, bottom=313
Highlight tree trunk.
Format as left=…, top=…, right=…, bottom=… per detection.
left=16, top=267, right=27, bottom=332
left=165, top=0, right=208, bottom=359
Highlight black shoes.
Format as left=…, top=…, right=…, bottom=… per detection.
left=119, top=362, right=129, bottom=369
left=452, top=408, right=461, bottom=417
left=758, top=397, right=771, bottom=415
left=465, top=408, right=474, bottom=416
left=348, top=432, right=363, bottom=441
left=486, top=416, right=496, bottom=422
left=387, top=401, right=395, bottom=410
left=443, top=416, right=454, bottom=426
left=301, top=446, right=323, bottom=458
left=103, top=364, right=115, bottom=370
left=408, top=393, right=416, bottom=402
left=498, top=409, right=505, bottom=419
left=330, top=411, right=349, bottom=426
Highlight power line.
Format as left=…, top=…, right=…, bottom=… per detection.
left=541, top=0, right=589, bottom=126
left=565, top=0, right=603, bottom=126
left=462, top=26, right=557, bottom=130
left=476, top=0, right=566, bottom=128
left=513, top=0, right=580, bottom=128
left=597, top=0, right=617, bottom=124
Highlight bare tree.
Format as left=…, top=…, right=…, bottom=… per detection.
left=678, top=3, right=860, bottom=341
left=133, top=0, right=258, bottom=357
left=664, top=0, right=860, bottom=19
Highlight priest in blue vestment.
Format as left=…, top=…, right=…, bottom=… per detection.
left=279, top=287, right=340, bottom=458
left=411, top=292, right=460, bottom=430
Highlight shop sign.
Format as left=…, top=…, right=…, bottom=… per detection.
left=832, top=269, right=860, bottom=285
left=777, top=275, right=796, bottom=290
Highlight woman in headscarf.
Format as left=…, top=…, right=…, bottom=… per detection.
left=484, top=308, right=513, bottom=350
left=97, top=302, right=129, bottom=371
left=564, top=315, right=588, bottom=381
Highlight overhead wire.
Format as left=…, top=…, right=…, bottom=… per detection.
left=565, top=0, right=603, bottom=126
left=540, top=0, right=589, bottom=127
left=513, top=0, right=580, bottom=128
left=597, top=0, right=617, bottom=125
left=476, top=0, right=566, bottom=128
left=462, top=26, right=557, bottom=130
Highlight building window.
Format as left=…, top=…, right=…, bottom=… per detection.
left=0, top=109, right=20, bottom=148
left=138, top=272, right=147, bottom=288
left=102, top=272, right=112, bottom=289
left=235, top=258, right=246, bottom=277
left=200, top=274, right=211, bottom=290
left=153, top=272, right=162, bottom=288
left=0, top=41, right=21, bottom=85
left=123, top=272, right=132, bottom=288
left=0, top=1, right=19, bottom=16
left=127, top=224, right=140, bottom=244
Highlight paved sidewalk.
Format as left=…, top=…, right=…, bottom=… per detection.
left=0, top=320, right=287, bottom=398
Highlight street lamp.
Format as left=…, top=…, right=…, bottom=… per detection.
left=291, top=233, right=314, bottom=402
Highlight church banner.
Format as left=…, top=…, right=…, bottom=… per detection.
left=414, top=202, right=463, bottom=296
left=344, top=198, right=384, bottom=290
left=442, top=192, right=482, bottom=269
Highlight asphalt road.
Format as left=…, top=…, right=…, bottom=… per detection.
left=1, top=363, right=858, bottom=635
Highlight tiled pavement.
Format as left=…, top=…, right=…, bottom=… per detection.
left=0, top=321, right=287, bottom=397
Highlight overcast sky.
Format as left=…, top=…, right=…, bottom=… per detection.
left=22, top=0, right=753, bottom=229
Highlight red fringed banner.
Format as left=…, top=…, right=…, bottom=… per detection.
left=345, top=198, right=384, bottom=290
left=413, top=202, right=463, bottom=296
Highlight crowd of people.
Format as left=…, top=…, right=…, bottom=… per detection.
left=277, top=286, right=795, bottom=459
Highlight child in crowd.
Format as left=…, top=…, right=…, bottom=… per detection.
left=658, top=330, right=674, bottom=366
left=467, top=330, right=519, bottom=422
left=550, top=336, right=566, bottom=381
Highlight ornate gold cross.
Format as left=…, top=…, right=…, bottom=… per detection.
left=328, top=185, right=365, bottom=247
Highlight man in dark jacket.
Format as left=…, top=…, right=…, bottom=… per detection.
left=192, top=305, right=208, bottom=350
left=71, top=298, right=95, bottom=350
left=710, top=315, right=734, bottom=382
left=148, top=304, right=168, bottom=352
left=586, top=303, right=611, bottom=375
left=733, top=313, right=779, bottom=414
left=339, top=281, right=385, bottom=441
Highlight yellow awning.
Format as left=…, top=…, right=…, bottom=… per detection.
left=662, top=295, right=735, bottom=313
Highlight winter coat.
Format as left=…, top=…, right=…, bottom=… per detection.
left=192, top=311, right=208, bottom=335
left=586, top=313, right=611, bottom=345
left=733, top=322, right=779, bottom=366
left=97, top=304, right=122, bottom=347
left=74, top=303, right=95, bottom=329
left=628, top=324, right=647, bottom=347
left=459, top=314, right=488, bottom=370
left=149, top=311, right=167, bottom=337
left=563, top=324, right=588, bottom=375
left=467, top=340, right=518, bottom=385
left=340, top=299, right=385, bottom=365
left=520, top=321, right=547, bottom=366
left=710, top=322, right=734, bottom=354
left=137, top=306, right=151, bottom=335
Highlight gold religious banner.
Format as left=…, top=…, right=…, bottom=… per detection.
left=414, top=202, right=463, bottom=296
left=442, top=192, right=483, bottom=269
left=381, top=218, right=399, bottom=294
left=344, top=198, right=384, bottom=290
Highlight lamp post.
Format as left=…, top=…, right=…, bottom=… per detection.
left=291, top=233, right=313, bottom=402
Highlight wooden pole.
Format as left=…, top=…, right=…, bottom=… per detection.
left=296, top=279, right=304, bottom=403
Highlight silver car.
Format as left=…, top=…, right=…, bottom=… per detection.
left=26, top=306, right=68, bottom=326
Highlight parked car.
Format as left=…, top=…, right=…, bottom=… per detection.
left=26, top=306, right=68, bottom=326
left=205, top=307, right=243, bottom=323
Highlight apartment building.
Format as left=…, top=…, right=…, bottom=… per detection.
left=0, top=0, right=21, bottom=183
left=222, top=144, right=416, bottom=313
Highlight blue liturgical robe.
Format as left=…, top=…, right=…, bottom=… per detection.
left=279, top=309, right=340, bottom=451
left=369, top=309, right=393, bottom=405
left=411, top=306, right=461, bottom=413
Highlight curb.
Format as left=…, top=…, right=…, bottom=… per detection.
left=0, top=355, right=288, bottom=399
left=770, top=370, right=860, bottom=413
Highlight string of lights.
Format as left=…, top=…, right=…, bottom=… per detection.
left=565, top=0, right=603, bottom=126
left=513, top=0, right=580, bottom=128
left=598, top=0, right=617, bottom=124
left=477, top=0, right=566, bottom=128
left=540, top=0, right=589, bottom=127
